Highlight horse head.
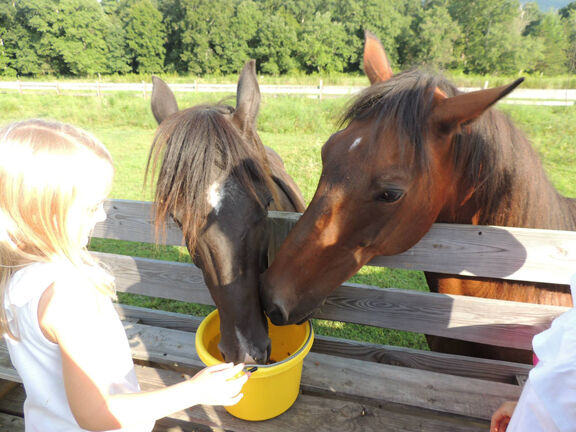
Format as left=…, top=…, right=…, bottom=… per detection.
left=148, top=61, right=304, bottom=363
left=261, top=31, right=523, bottom=326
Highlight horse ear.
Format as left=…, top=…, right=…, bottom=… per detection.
left=234, top=60, right=261, bottom=132
left=363, top=30, right=393, bottom=84
left=432, top=78, right=524, bottom=132
left=151, top=76, right=179, bottom=125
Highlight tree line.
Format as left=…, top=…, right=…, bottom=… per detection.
left=1, top=0, right=576, bottom=78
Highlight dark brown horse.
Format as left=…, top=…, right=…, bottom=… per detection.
left=260, top=32, right=576, bottom=363
left=147, top=60, right=305, bottom=364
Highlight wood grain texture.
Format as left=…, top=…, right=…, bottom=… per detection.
left=115, top=304, right=531, bottom=383
left=2, top=198, right=566, bottom=430
left=266, top=211, right=576, bottom=285
left=316, top=283, right=567, bottom=350
left=95, top=251, right=566, bottom=349
left=135, top=365, right=489, bottom=432
left=0, top=318, right=521, bottom=423
left=94, top=200, right=576, bottom=285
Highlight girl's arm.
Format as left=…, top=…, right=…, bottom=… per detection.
left=39, top=280, right=248, bottom=431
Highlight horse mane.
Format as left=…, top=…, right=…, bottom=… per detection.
left=146, top=104, right=275, bottom=253
left=341, top=69, right=576, bottom=229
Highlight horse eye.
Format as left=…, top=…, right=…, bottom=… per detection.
left=375, top=189, right=403, bottom=203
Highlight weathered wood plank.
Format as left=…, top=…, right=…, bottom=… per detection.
left=303, top=352, right=520, bottom=421
left=0, top=370, right=487, bottom=432
left=266, top=212, right=576, bottom=285
left=116, top=323, right=527, bottom=420
left=135, top=365, right=489, bottom=432
left=312, top=334, right=531, bottom=384
left=122, top=322, right=522, bottom=421
left=95, top=200, right=576, bottom=285
left=95, top=253, right=565, bottom=349
left=94, top=199, right=183, bottom=246
left=317, top=283, right=567, bottom=350
left=0, top=319, right=522, bottom=422
left=0, top=411, right=23, bottom=430
left=115, top=304, right=531, bottom=384
left=94, top=252, right=214, bottom=305
left=368, top=223, right=576, bottom=285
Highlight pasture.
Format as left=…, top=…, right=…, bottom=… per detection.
left=1, top=88, right=575, bottom=349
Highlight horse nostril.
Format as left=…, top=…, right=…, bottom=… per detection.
left=266, top=302, right=289, bottom=325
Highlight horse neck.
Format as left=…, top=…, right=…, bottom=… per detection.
left=447, top=113, right=576, bottom=231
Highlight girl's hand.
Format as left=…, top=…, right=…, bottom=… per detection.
left=189, top=363, right=249, bottom=406
left=490, top=401, right=517, bottom=432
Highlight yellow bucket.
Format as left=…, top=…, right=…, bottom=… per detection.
left=195, top=309, right=314, bottom=421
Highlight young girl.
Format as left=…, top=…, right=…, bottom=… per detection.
left=0, top=119, right=249, bottom=431
left=490, top=273, right=576, bottom=432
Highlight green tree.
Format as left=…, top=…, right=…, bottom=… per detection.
left=333, top=0, right=411, bottom=71
left=559, top=1, right=576, bottom=19
left=160, top=0, right=245, bottom=74
left=299, top=12, right=353, bottom=73
left=0, top=1, right=24, bottom=76
left=3, top=0, right=111, bottom=76
left=414, top=4, right=461, bottom=69
left=521, top=1, right=544, bottom=35
left=253, top=13, right=299, bottom=74
left=448, top=0, right=527, bottom=74
left=211, top=0, right=263, bottom=74
left=101, top=0, right=132, bottom=74
left=564, top=9, right=576, bottom=72
left=531, top=12, right=570, bottom=74
left=118, top=0, right=165, bottom=74
left=55, top=0, right=110, bottom=75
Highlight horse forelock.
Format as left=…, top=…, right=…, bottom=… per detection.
left=341, top=69, right=458, bottom=173
left=146, top=105, right=274, bottom=253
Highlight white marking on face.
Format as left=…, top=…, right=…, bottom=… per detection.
left=207, top=181, right=225, bottom=214
left=349, top=137, right=362, bottom=151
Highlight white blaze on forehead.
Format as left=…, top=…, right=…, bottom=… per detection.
left=349, top=137, right=362, bottom=151
left=207, top=181, right=225, bottom=214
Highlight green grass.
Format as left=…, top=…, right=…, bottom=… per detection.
left=1, top=89, right=575, bottom=349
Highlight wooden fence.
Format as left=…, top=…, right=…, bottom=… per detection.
left=1, top=80, right=575, bottom=105
left=0, top=199, right=574, bottom=431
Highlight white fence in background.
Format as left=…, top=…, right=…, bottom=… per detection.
left=0, top=80, right=575, bottom=106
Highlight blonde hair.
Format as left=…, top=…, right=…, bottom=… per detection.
left=0, top=119, right=116, bottom=338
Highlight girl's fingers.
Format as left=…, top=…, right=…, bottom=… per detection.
left=223, top=393, right=244, bottom=406
left=207, top=362, right=236, bottom=372
left=219, top=363, right=246, bottom=380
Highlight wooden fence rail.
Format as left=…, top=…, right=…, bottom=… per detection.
left=94, top=199, right=574, bottom=352
left=1, top=81, right=575, bottom=104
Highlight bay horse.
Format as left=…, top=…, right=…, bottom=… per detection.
left=260, top=32, right=576, bottom=363
left=147, top=60, right=305, bottom=364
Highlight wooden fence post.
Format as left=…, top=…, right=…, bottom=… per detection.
left=97, top=74, right=102, bottom=99
left=266, top=211, right=301, bottom=266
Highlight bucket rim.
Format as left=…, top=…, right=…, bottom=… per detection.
left=245, top=321, right=313, bottom=370
left=196, top=309, right=314, bottom=370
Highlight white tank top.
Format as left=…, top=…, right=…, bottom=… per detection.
left=3, top=262, right=154, bottom=432
left=507, top=273, right=576, bottom=432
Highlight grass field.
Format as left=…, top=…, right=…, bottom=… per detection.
left=1, top=88, right=575, bottom=349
